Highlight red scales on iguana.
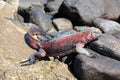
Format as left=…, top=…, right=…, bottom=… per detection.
left=22, top=27, right=101, bottom=64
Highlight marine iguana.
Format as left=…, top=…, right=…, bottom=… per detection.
left=23, top=27, right=101, bottom=64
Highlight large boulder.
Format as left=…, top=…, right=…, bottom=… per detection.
left=0, top=60, right=77, bottom=80
left=18, top=0, right=43, bottom=22
left=52, top=18, right=73, bottom=31
left=90, top=34, right=120, bottom=60
left=30, top=5, right=57, bottom=37
left=58, top=0, right=120, bottom=25
left=93, top=18, right=120, bottom=35
left=0, top=16, right=76, bottom=80
left=73, top=49, right=120, bottom=80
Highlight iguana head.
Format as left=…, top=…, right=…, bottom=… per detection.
left=83, top=27, right=102, bottom=43
left=90, top=27, right=102, bottom=38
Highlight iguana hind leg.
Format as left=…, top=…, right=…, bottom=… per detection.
left=29, top=48, right=46, bottom=64
left=76, top=43, right=98, bottom=58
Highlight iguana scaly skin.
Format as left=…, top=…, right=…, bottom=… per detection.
left=23, top=27, right=101, bottom=64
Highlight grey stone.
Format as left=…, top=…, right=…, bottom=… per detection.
left=90, top=34, right=120, bottom=60
left=30, top=5, right=57, bottom=37
left=58, top=0, right=120, bottom=25
left=93, top=18, right=120, bottom=35
left=52, top=18, right=73, bottom=31
left=45, top=0, right=64, bottom=15
left=18, top=0, right=40, bottom=22
left=73, top=49, right=120, bottom=80
left=18, top=0, right=43, bottom=22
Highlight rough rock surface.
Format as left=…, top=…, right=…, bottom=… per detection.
left=30, top=5, right=57, bottom=37
left=90, top=34, right=120, bottom=60
left=93, top=18, right=120, bottom=35
left=0, top=15, right=76, bottom=80
left=52, top=18, right=73, bottom=31
left=73, top=49, right=120, bottom=80
left=58, top=0, right=120, bottom=25
left=0, top=2, right=76, bottom=80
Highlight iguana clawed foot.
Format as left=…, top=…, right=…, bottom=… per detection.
left=76, top=43, right=100, bottom=58
left=21, top=49, right=47, bottom=65
left=20, top=54, right=36, bottom=66
left=87, top=53, right=100, bottom=58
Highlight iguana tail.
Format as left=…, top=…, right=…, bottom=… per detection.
left=24, top=27, right=46, bottom=50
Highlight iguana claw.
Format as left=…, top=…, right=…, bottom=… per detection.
left=88, top=53, right=100, bottom=58
left=20, top=59, right=30, bottom=66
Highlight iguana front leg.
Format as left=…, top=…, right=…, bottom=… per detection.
left=29, top=48, right=46, bottom=64
left=76, top=43, right=98, bottom=58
